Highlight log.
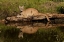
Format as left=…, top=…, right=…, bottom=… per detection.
left=32, top=14, right=64, bottom=21
left=6, top=14, right=64, bottom=22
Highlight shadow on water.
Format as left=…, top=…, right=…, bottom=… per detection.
left=0, top=19, right=64, bottom=42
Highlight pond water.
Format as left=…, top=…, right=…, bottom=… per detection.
left=0, top=19, right=64, bottom=42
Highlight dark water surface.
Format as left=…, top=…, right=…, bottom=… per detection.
left=0, top=19, right=64, bottom=42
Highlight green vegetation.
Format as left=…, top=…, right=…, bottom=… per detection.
left=0, top=0, right=64, bottom=19
left=50, top=0, right=64, bottom=2
left=56, top=2, right=64, bottom=14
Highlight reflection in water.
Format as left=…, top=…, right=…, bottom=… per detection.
left=0, top=19, right=64, bottom=42
left=0, top=26, right=64, bottom=42
left=0, top=27, right=20, bottom=42
left=6, top=20, right=64, bottom=38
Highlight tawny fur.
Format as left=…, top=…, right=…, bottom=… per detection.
left=17, top=7, right=39, bottom=18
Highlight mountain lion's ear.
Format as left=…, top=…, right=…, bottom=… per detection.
left=19, top=6, right=24, bottom=12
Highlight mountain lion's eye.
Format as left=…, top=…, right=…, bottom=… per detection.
left=19, top=14, right=21, bottom=15
left=20, top=11, right=23, bottom=12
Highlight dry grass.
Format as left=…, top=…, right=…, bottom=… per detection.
left=0, top=0, right=64, bottom=19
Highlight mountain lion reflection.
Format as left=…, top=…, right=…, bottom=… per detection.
left=17, top=23, right=39, bottom=38
left=6, top=22, right=64, bottom=38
